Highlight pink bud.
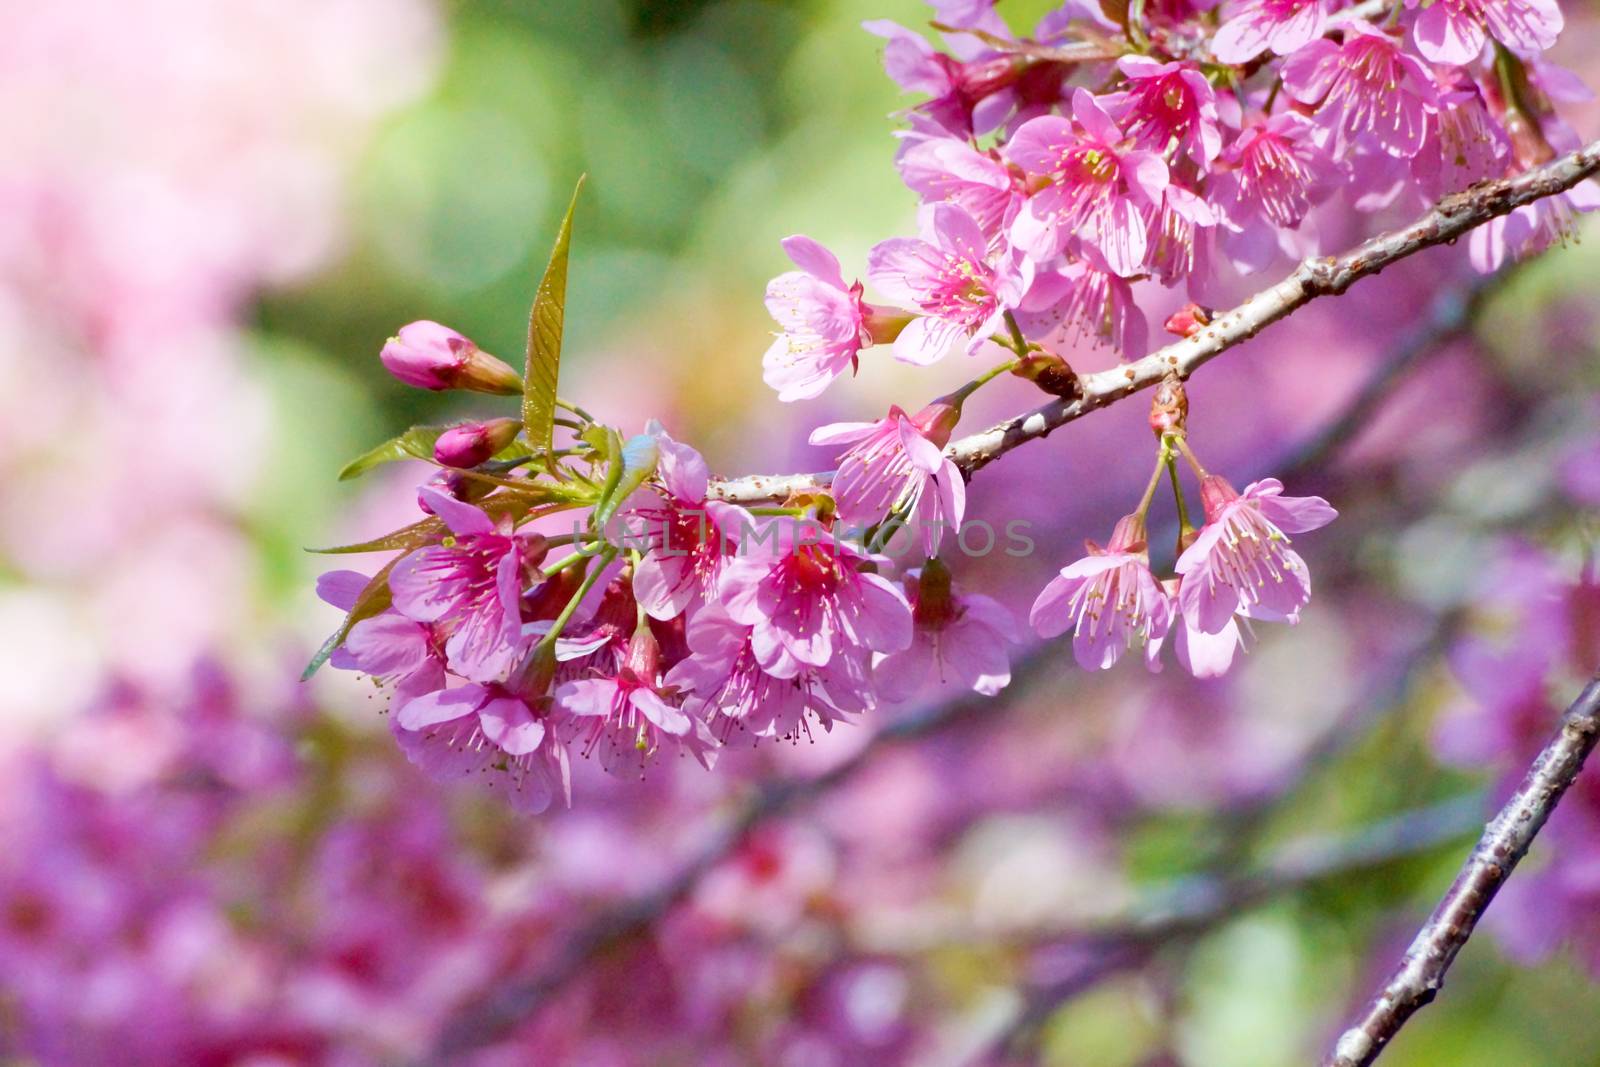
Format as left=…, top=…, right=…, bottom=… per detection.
left=1163, top=303, right=1212, bottom=339
left=380, top=321, right=523, bottom=395
left=433, top=418, right=522, bottom=469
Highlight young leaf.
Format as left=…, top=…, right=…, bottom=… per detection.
left=338, top=425, right=448, bottom=481
left=594, top=432, right=660, bottom=526
left=308, top=517, right=445, bottom=555
left=302, top=560, right=397, bottom=680
left=523, top=175, right=587, bottom=463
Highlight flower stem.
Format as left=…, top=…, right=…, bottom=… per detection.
left=1003, top=310, right=1031, bottom=356
left=952, top=357, right=1023, bottom=402
left=1166, top=452, right=1196, bottom=537
left=537, top=546, right=617, bottom=651
left=1172, top=434, right=1209, bottom=479
left=1135, top=446, right=1169, bottom=518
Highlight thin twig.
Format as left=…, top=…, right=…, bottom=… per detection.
left=1323, top=673, right=1600, bottom=1067
left=711, top=139, right=1600, bottom=504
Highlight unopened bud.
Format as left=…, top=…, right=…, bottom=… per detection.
left=434, top=418, right=522, bottom=469
left=1149, top=375, right=1188, bottom=436
left=1163, top=302, right=1212, bottom=339
left=1011, top=352, right=1081, bottom=400
left=380, top=321, right=523, bottom=395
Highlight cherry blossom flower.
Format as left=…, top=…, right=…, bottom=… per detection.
left=1175, top=476, right=1337, bottom=636
left=1004, top=90, right=1169, bottom=275
left=1282, top=23, right=1439, bottom=158
left=396, top=678, right=571, bottom=814
left=716, top=519, right=914, bottom=672
left=1210, top=112, right=1338, bottom=272
left=874, top=563, right=1018, bottom=699
left=1166, top=577, right=1246, bottom=678
left=388, top=488, right=547, bottom=684
left=867, top=202, right=1030, bottom=365
left=379, top=320, right=522, bottom=395
left=629, top=426, right=742, bottom=621
left=1469, top=182, right=1600, bottom=271
left=1031, top=514, right=1173, bottom=671
left=1211, top=0, right=1336, bottom=63
left=1103, top=56, right=1224, bottom=166
left=1406, top=0, right=1562, bottom=66
left=862, top=20, right=1025, bottom=136
left=896, top=137, right=1026, bottom=243
left=556, top=628, right=717, bottom=772
left=668, top=602, right=871, bottom=740
left=1413, top=86, right=1509, bottom=199
left=1013, top=261, right=1149, bottom=358
left=809, top=398, right=965, bottom=555
left=763, top=236, right=880, bottom=402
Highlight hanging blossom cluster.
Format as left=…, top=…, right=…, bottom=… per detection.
left=313, top=0, right=1595, bottom=812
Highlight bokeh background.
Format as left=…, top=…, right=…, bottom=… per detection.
left=3, top=1, right=1600, bottom=1064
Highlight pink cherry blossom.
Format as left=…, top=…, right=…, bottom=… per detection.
left=1004, top=90, right=1169, bottom=275
left=763, top=236, right=874, bottom=402
left=716, top=520, right=914, bottom=672
left=329, top=610, right=446, bottom=709
left=395, top=680, right=571, bottom=814
left=1282, top=24, right=1440, bottom=158
left=555, top=629, right=717, bottom=773
left=896, top=137, right=1026, bottom=243
left=629, top=427, right=740, bottom=621
left=1031, top=515, right=1172, bottom=671
left=809, top=399, right=966, bottom=556
left=1104, top=56, right=1224, bottom=166
left=388, top=488, right=546, bottom=684
left=867, top=202, right=1029, bottom=365
left=667, top=602, right=870, bottom=741
left=1211, top=112, right=1338, bottom=273
left=1413, top=87, right=1510, bottom=199
left=1012, top=261, right=1149, bottom=359
left=1468, top=183, right=1600, bottom=271
left=1175, top=476, right=1337, bottom=636
left=1212, top=0, right=1335, bottom=63
left=874, top=565, right=1018, bottom=699
left=1146, top=181, right=1218, bottom=287
left=1406, top=0, right=1562, bottom=66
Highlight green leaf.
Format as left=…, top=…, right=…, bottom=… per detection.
left=301, top=560, right=397, bottom=680
left=523, top=175, right=586, bottom=464
left=594, top=432, right=660, bottom=526
left=308, top=517, right=445, bottom=555
left=337, top=425, right=448, bottom=481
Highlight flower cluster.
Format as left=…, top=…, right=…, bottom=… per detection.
left=764, top=0, right=1587, bottom=395
left=315, top=0, right=1600, bottom=813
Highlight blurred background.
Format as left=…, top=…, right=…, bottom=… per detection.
left=3, top=1, right=1600, bottom=1064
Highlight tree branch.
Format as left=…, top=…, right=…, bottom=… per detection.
left=711, top=139, right=1600, bottom=504
left=1323, top=673, right=1600, bottom=1067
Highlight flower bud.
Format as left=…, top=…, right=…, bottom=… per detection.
left=1163, top=302, right=1212, bottom=339
left=433, top=418, right=522, bottom=469
left=380, top=321, right=523, bottom=395
left=1149, top=375, right=1187, bottom=436
left=622, top=625, right=662, bottom=684
left=1011, top=352, right=1081, bottom=400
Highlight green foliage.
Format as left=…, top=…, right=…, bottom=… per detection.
left=337, top=425, right=448, bottom=481
left=523, top=176, right=585, bottom=466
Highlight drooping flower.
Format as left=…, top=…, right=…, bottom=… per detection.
left=668, top=602, right=871, bottom=741
left=1103, top=56, right=1223, bottom=166
left=874, top=561, right=1018, bottom=700
left=1468, top=183, right=1600, bottom=272
left=1004, top=89, right=1169, bottom=275
left=1210, top=112, right=1338, bottom=273
left=867, top=202, right=1030, bottom=365
left=1165, top=577, right=1245, bottom=678
left=388, top=488, right=547, bottom=684
left=809, top=398, right=965, bottom=556
left=763, top=236, right=884, bottom=403
left=630, top=426, right=741, bottom=621
left=896, top=137, right=1026, bottom=243
left=432, top=418, right=521, bottom=470
left=1211, top=0, right=1336, bottom=64
left=1281, top=24, right=1439, bottom=158
left=1031, top=514, right=1172, bottom=671
left=716, top=520, right=914, bottom=672
left=379, top=320, right=522, bottom=395
left=1406, top=0, right=1562, bottom=66
left=1174, top=476, right=1337, bottom=636
left=555, top=628, right=718, bottom=773
left=394, top=665, right=571, bottom=814
left=1012, top=260, right=1149, bottom=359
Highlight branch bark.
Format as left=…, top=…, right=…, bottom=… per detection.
left=711, top=139, right=1600, bottom=504
left=1323, top=673, right=1600, bottom=1067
